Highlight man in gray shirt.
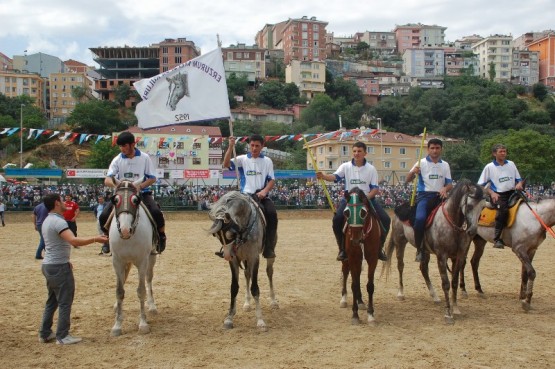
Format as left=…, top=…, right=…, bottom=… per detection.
left=38, top=193, right=108, bottom=345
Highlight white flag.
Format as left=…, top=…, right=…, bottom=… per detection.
left=134, top=48, right=230, bottom=129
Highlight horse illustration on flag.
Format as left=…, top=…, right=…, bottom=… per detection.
left=166, top=72, right=190, bottom=111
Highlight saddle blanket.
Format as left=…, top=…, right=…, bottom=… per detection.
left=478, top=199, right=522, bottom=227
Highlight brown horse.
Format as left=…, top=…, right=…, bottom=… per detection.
left=340, top=187, right=382, bottom=325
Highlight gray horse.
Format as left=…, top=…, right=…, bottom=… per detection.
left=384, top=179, right=484, bottom=324
left=109, top=179, right=158, bottom=336
left=207, top=191, right=278, bottom=331
left=166, top=72, right=189, bottom=111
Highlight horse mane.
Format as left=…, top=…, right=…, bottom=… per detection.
left=446, top=179, right=482, bottom=225
left=209, top=191, right=251, bottom=224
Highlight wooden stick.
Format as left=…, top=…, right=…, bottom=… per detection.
left=228, top=118, right=240, bottom=190
left=303, top=136, right=336, bottom=213
left=410, top=127, right=427, bottom=207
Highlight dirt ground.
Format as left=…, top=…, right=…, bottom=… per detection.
left=1, top=210, right=555, bottom=369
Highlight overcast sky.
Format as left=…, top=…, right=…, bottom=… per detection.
left=1, top=0, right=553, bottom=67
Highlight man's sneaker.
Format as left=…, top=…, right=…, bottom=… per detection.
left=493, top=239, right=506, bottom=249
left=38, top=332, right=56, bottom=343
left=56, top=335, right=82, bottom=345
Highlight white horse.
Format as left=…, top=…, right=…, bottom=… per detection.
left=464, top=197, right=555, bottom=311
left=207, top=191, right=278, bottom=331
left=109, top=179, right=158, bottom=336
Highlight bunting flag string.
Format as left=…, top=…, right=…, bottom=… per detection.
left=0, top=126, right=379, bottom=146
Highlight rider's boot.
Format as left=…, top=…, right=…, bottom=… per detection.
left=156, top=231, right=167, bottom=253
left=335, top=233, right=347, bottom=261
left=414, top=228, right=425, bottom=262
left=262, top=237, right=276, bottom=259
left=378, top=243, right=388, bottom=262
left=493, top=227, right=505, bottom=249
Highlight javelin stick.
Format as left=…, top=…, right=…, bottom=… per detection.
left=410, top=127, right=427, bottom=207
left=519, top=191, right=555, bottom=239
left=303, top=136, right=335, bottom=213
left=228, top=118, right=240, bottom=190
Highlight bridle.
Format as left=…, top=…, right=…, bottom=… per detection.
left=215, top=199, right=258, bottom=256
left=112, top=181, right=141, bottom=238
left=441, top=185, right=482, bottom=233
left=343, top=191, right=378, bottom=241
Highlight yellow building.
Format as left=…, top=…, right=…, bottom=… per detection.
left=306, top=129, right=459, bottom=185
left=49, top=72, right=88, bottom=118
left=285, top=60, right=325, bottom=99
left=0, top=70, right=45, bottom=109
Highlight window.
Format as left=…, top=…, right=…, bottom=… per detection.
left=162, top=47, right=168, bottom=54
left=384, top=161, right=391, bottom=168
left=400, top=147, right=406, bottom=155
left=302, top=40, right=308, bottom=47
left=328, top=146, right=333, bottom=152
left=318, top=147, right=323, bottom=154
left=193, top=158, right=202, bottom=165
left=341, top=145, right=348, bottom=156
left=384, top=147, right=392, bottom=154
left=367, top=147, right=374, bottom=154
left=302, top=23, right=307, bottom=30
left=193, top=142, right=202, bottom=149
left=176, top=142, right=184, bottom=149
left=400, top=162, right=407, bottom=169
left=158, top=157, right=169, bottom=166
left=243, top=52, right=250, bottom=58
left=162, top=56, right=168, bottom=64
left=328, top=161, right=333, bottom=169
left=313, top=24, right=319, bottom=31
left=302, top=32, right=308, bottom=39
left=175, top=47, right=182, bottom=54
left=176, top=157, right=184, bottom=165
left=175, top=56, right=182, bottom=64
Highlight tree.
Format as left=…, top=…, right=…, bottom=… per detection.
left=113, top=83, right=133, bottom=107
left=300, top=94, right=338, bottom=129
left=283, top=83, right=300, bottom=104
left=226, top=72, right=249, bottom=107
left=532, top=83, right=549, bottom=102
left=488, top=62, right=496, bottom=82
left=257, top=81, right=287, bottom=109
left=86, top=139, right=121, bottom=169
left=326, top=77, right=363, bottom=105
left=66, top=100, right=127, bottom=134
left=71, top=86, right=87, bottom=103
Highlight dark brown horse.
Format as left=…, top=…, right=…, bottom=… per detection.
left=340, top=187, right=382, bottom=325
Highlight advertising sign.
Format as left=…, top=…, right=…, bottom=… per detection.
left=184, top=170, right=210, bottom=179
left=65, top=169, right=108, bottom=178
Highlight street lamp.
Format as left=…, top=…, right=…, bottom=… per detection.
left=20, top=104, right=24, bottom=168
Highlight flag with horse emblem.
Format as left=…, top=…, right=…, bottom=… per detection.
left=134, top=48, right=231, bottom=129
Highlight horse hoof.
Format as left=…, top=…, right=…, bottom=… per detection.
left=257, top=321, right=268, bottom=332
left=111, top=328, right=122, bottom=337
left=149, top=307, right=158, bottom=315
left=367, top=316, right=377, bottom=326
left=452, top=307, right=462, bottom=315
left=444, top=316, right=455, bottom=325
left=396, top=294, right=405, bottom=301
left=223, top=321, right=234, bottom=330
left=477, top=292, right=486, bottom=299
left=351, top=318, right=360, bottom=325
left=521, top=300, right=531, bottom=312
left=138, top=324, right=150, bottom=334
left=461, top=291, right=469, bottom=299
left=243, top=304, right=252, bottom=312
left=270, top=301, right=280, bottom=310
left=340, top=301, right=348, bottom=308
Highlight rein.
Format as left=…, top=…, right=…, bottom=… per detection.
left=114, top=183, right=141, bottom=237
left=441, top=192, right=477, bottom=233
left=218, top=198, right=259, bottom=257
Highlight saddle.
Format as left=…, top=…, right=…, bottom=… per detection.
left=394, top=198, right=442, bottom=229
left=478, top=198, right=523, bottom=227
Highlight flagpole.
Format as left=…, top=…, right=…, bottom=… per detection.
left=228, top=118, right=240, bottom=190
left=303, top=136, right=335, bottom=213
left=410, top=127, right=427, bottom=207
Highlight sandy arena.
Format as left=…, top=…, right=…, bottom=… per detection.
left=1, top=210, right=555, bottom=368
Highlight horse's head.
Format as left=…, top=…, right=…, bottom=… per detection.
left=112, top=179, right=142, bottom=239
left=449, top=179, right=485, bottom=236
left=166, top=72, right=189, bottom=111
left=208, top=192, right=255, bottom=260
left=343, top=187, right=370, bottom=243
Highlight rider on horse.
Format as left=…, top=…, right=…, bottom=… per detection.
left=222, top=134, right=277, bottom=259
left=317, top=141, right=390, bottom=262
left=478, top=143, right=524, bottom=249
left=98, top=131, right=167, bottom=254
left=405, top=138, right=453, bottom=262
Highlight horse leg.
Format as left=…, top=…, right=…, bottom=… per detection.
left=223, top=262, right=240, bottom=329
left=111, top=261, right=128, bottom=336
left=350, top=261, right=362, bottom=325
left=136, top=259, right=150, bottom=334
left=437, top=256, right=454, bottom=325
left=250, top=258, right=267, bottom=331
left=145, top=254, right=157, bottom=314
left=459, top=256, right=468, bottom=299
left=266, top=257, right=279, bottom=309
left=395, top=239, right=406, bottom=301
left=366, top=257, right=378, bottom=326
left=515, top=249, right=537, bottom=312
left=470, top=237, right=486, bottom=297
left=340, top=261, right=349, bottom=308
left=450, top=255, right=465, bottom=316
left=420, top=253, right=441, bottom=304
left=243, top=261, right=252, bottom=312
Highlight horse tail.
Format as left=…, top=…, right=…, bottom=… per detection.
left=380, top=229, right=396, bottom=281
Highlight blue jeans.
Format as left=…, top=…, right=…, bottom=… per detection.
left=413, top=192, right=441, bottom=249
left=39, top=263, right=75, bottom=341
left=35, top=225, right=45, bottom=259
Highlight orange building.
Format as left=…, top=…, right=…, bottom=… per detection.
left=527, top=33, right=555, bottom=88
left=0, top=70, right=45, bottom=109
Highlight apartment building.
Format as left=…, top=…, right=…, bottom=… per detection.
left=527, top=33, right=555, bottom=88
left=281, top=16, right=328, bottom=65
left=471, top=35, right=513, bottom=83
left=305, top=129, right=423, bottom=184
left=64, top=59, right=91, bottom=73
left=12, top=52, right=65, bottom=78
left=511, top=50, right=540, bottom=85
left=393, top=23, right=447, bottom=55
left=354, top=31, right=397, bottom=55
left=155, top=38, right=200, bottom=73
left=231, top=107, right=294, bottom=124
left=0, top=70, right=45, bottom=108
left=285, top=60, right=325, bottom=98
left=444, top=49, right=479, bottom=76
left=454, top=35, right=483, bottom=50
left=403, top=48, right=445, bottom=78
left=222, top=44, right=266, bottom=82
left=513, top=30, right=555, bottom=50
left=49, top=72, right=88, bottom=118
left=0, top=52, right=12, bottom=72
